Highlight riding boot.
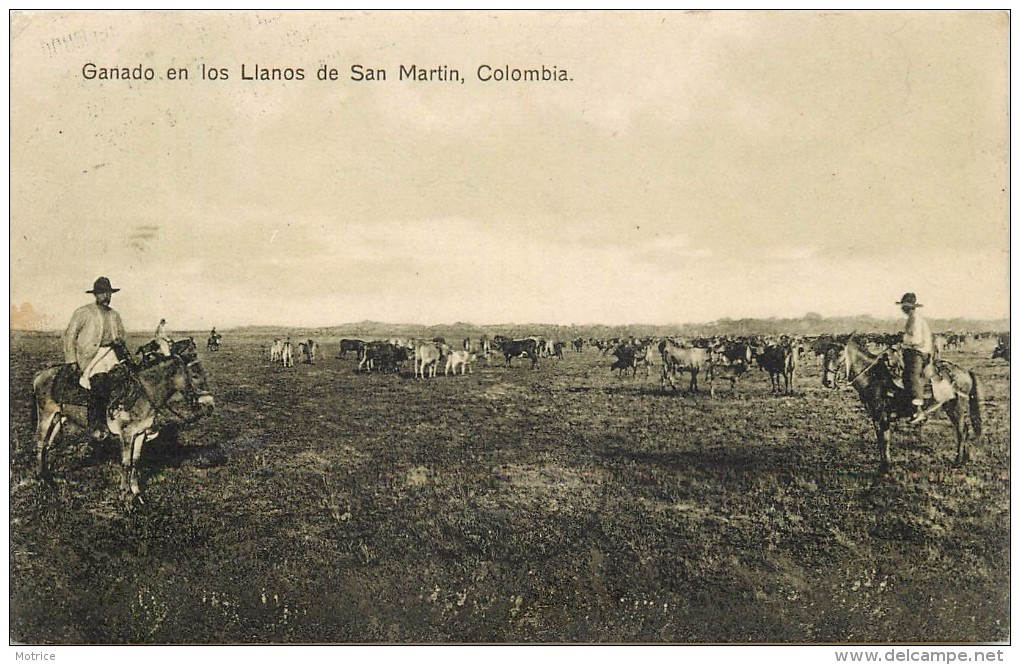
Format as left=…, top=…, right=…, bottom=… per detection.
left=87, top=373, right=111, bottom=441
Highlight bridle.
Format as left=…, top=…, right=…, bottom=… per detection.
left=127, top=346, right=211, bottom=421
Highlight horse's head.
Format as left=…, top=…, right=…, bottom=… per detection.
left=166, top=339, right=214, bottom=416
left=171, top=337, right=199, bottom=362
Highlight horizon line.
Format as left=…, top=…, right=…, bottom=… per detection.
left=10, top=313, right=1012, bottom=335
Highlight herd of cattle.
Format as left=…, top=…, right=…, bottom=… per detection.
left=260, top=330, right=1009, bottom=394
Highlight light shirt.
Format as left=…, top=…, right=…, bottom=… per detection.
left=98, top=306, right=119, bottom=345
left=903, top=309, right=934, bottom=355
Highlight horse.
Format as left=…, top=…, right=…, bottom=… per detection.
left=843, top=335, right=982, bottom=471
left=32, top=338, right=215, bottom=500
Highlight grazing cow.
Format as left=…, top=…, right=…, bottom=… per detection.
left=281, top=339, right=294, bottom=367
left=992, top=342, right=1010, bottom=362
left=493, top=336, right=539, bottom=368
left=359, top=341, right=410, bottom=373
left=445, top=350, right=478, bottom=376
left=338, top=339, right=365, bottom=359
left=552, top=341, right=566, bottom=359
left=707, top=358, right=749, bottom=397
left=414, top=343, right=443, bottom=379
left=270, top=338, right=283, bottom=362
left=659, top=340, right=710, bottom=393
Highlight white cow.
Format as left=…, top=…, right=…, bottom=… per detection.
left=445, top=350, right=478, bottom=376
left=414, top=343, right=443, bottom=379
left=270, top=338, right=283, bottom=362
left=281, top=339, right=294, bottom=367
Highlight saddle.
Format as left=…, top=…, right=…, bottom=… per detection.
left=53, top=364, right=89, bottom=406
left=884, top=356, right=953, bottom=405
left=54, top=360, right=139, bottom=411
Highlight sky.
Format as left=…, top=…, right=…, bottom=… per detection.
left=9, top=10, right=1010, bottom=330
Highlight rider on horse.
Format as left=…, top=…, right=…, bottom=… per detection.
left=155, top=318, right=172, bottom=356
left=897, top=292, right=935, bottom=425
left=63, top=276, right=128, bottom=441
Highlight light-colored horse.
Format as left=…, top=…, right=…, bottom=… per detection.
left=843, top=335, right=982, bottom=470
left=32, top=339, right=214, bottom=500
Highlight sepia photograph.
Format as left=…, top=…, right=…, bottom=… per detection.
left=7, top=9, right=1011, bottom=655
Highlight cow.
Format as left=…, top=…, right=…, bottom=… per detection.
left=493, top=336, right=539, bottom=368
left=359, top=341, right=410, bottom=373
left=712, top=339, right=753, bottom=366
left=414, top=343, right=443, bottom=379
left=659, top=340, right=710, bottom=393
left=707, top=358, right=749, bottom=397
left=821, top=343, right=846, bottom=388
left=572, top=338, right=584, bottom=353
left=303, top=339, right=317, bottom=364
left=757, top=340, right=798, bottom=394
left=338, top=338, right=365, bottom=359
left=270, top=338, right=283, bottom=362
left=992, top=341, right=1010, bottom=362
left=281, top=339, right=294, bottom=368
left=611, top=342, right=654, bottom=378
left=445, top=350, right=478, bottom=376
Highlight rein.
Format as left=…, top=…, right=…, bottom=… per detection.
left=845, top=344, right=893, bottom=387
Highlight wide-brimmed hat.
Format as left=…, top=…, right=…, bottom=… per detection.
left=895, top=292, right=922, bottom=308
left=86, top=276, right=120, bottom=294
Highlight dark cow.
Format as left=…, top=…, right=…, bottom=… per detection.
left=992, top=342, right=1010, bottom=362
left=611, top=342, right=654, bottom=378
left=572, top=338, right=584, bottom=353
left=659, top=339, right=711, bottom=393
left=712, top=339, right=753, bottom=366
left=493, top=336, right=539, bottom=368
left=338, top=339, right=365, bottom=359
left=757, top=341, right=798, bottom=394
left=358, top=341, right=410, bottom=373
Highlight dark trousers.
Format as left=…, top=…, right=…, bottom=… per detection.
left=87, top=372, right=112, bottom=432
left=902, top=348, right=928, bottom=406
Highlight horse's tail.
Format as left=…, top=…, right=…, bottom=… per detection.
left=968, top=370, right=983, bottom=439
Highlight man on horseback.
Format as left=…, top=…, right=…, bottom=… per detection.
left=897, top=292, right=934, bottom=424
left=155, top=318, right=172, bottom=356
left=63, top=276, right=127, bottom=441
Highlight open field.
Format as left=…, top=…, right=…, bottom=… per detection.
left=9, top=331, right=1010, bottom=643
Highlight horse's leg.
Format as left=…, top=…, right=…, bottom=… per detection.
left=943, top=398, right=968, bottom=465
left=119, top=431, right=133, bottom=494
left=36, top=410, right=62, bottom=477
left=129, top=430, right=147, bottom=497
left=875, top=416, right=892, bottom=472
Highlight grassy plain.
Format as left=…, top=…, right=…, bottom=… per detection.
left=8, top=331, right=1010, bottom=643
